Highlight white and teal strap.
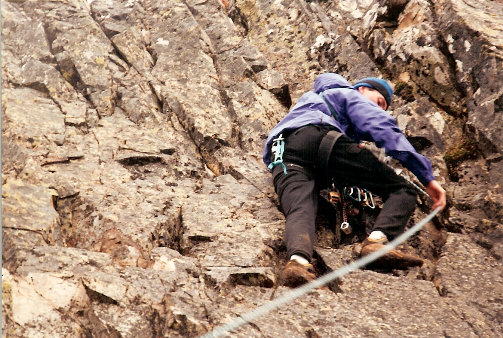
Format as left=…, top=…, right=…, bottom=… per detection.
left=268, top=134, right=288, bottom=175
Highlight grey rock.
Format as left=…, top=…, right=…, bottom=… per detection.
left=204, top=275, right=478, bottom=337
left=2, top=0, right=503, bottom=336
left=3, top=88, right=66, bottom=146
left=2, top=179, right=59, bottom=243
left=181, top=174, right=280, bottom=268
left=434, top=0, right=503, bottom=156
left=436, top=233, right=503, bottom=335
left=5, top=245, right=211, bottom=337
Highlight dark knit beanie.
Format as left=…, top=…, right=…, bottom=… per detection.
left=353, top=77, right=393, bottom=110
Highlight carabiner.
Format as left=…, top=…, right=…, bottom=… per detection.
left=346, top=186, right=360, bottom=202
left=361, top=189, right=368, bottom=204
left=365, top=191, right=375, bottom=209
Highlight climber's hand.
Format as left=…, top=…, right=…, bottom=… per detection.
left=425, top=180, right=446, bottom=211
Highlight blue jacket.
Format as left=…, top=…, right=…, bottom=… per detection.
left=263, top=73, right=435, bottom=186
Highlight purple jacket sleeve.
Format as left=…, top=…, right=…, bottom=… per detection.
left=326, top=88, right=436, bottom=186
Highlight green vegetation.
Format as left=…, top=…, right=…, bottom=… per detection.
left=394, top=81, right=415, bottom=102
left=443, top=137, right=479, bottom=181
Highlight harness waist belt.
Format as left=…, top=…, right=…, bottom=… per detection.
left=317, top=130, right=342, bottom=176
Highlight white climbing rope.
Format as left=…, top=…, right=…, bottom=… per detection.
left=201, top=206, right=441, bottom=338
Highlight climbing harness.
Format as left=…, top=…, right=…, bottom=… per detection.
left=317, top=93, right=377, bottom=233
left=202, top=206, right=442, bottom=337
left=319, top=129, right=376, bottom=238
left=268, top=134, right=288, bottom=175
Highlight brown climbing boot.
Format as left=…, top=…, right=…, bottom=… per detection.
left=280, top=260, right=316, bottom=287
left=360, top=237, right=423, bottom=269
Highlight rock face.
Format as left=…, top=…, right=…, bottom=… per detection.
left=2, top=0, right=502, bottom=336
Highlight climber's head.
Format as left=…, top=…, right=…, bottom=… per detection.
left=354, top=77, right=393, bottom=110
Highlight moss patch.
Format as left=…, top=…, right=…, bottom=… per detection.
left=394, top=80, right=415, bottom=102
left=443, top=137, right=479, bottom=181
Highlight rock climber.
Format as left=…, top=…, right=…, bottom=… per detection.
left=263, top=73, right=446, bottom=287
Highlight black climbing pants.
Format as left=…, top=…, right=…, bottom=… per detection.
left=272, top=125, right=417, bottom=261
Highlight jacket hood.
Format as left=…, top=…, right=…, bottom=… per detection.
left=314, top=73, right=352, bottom=93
